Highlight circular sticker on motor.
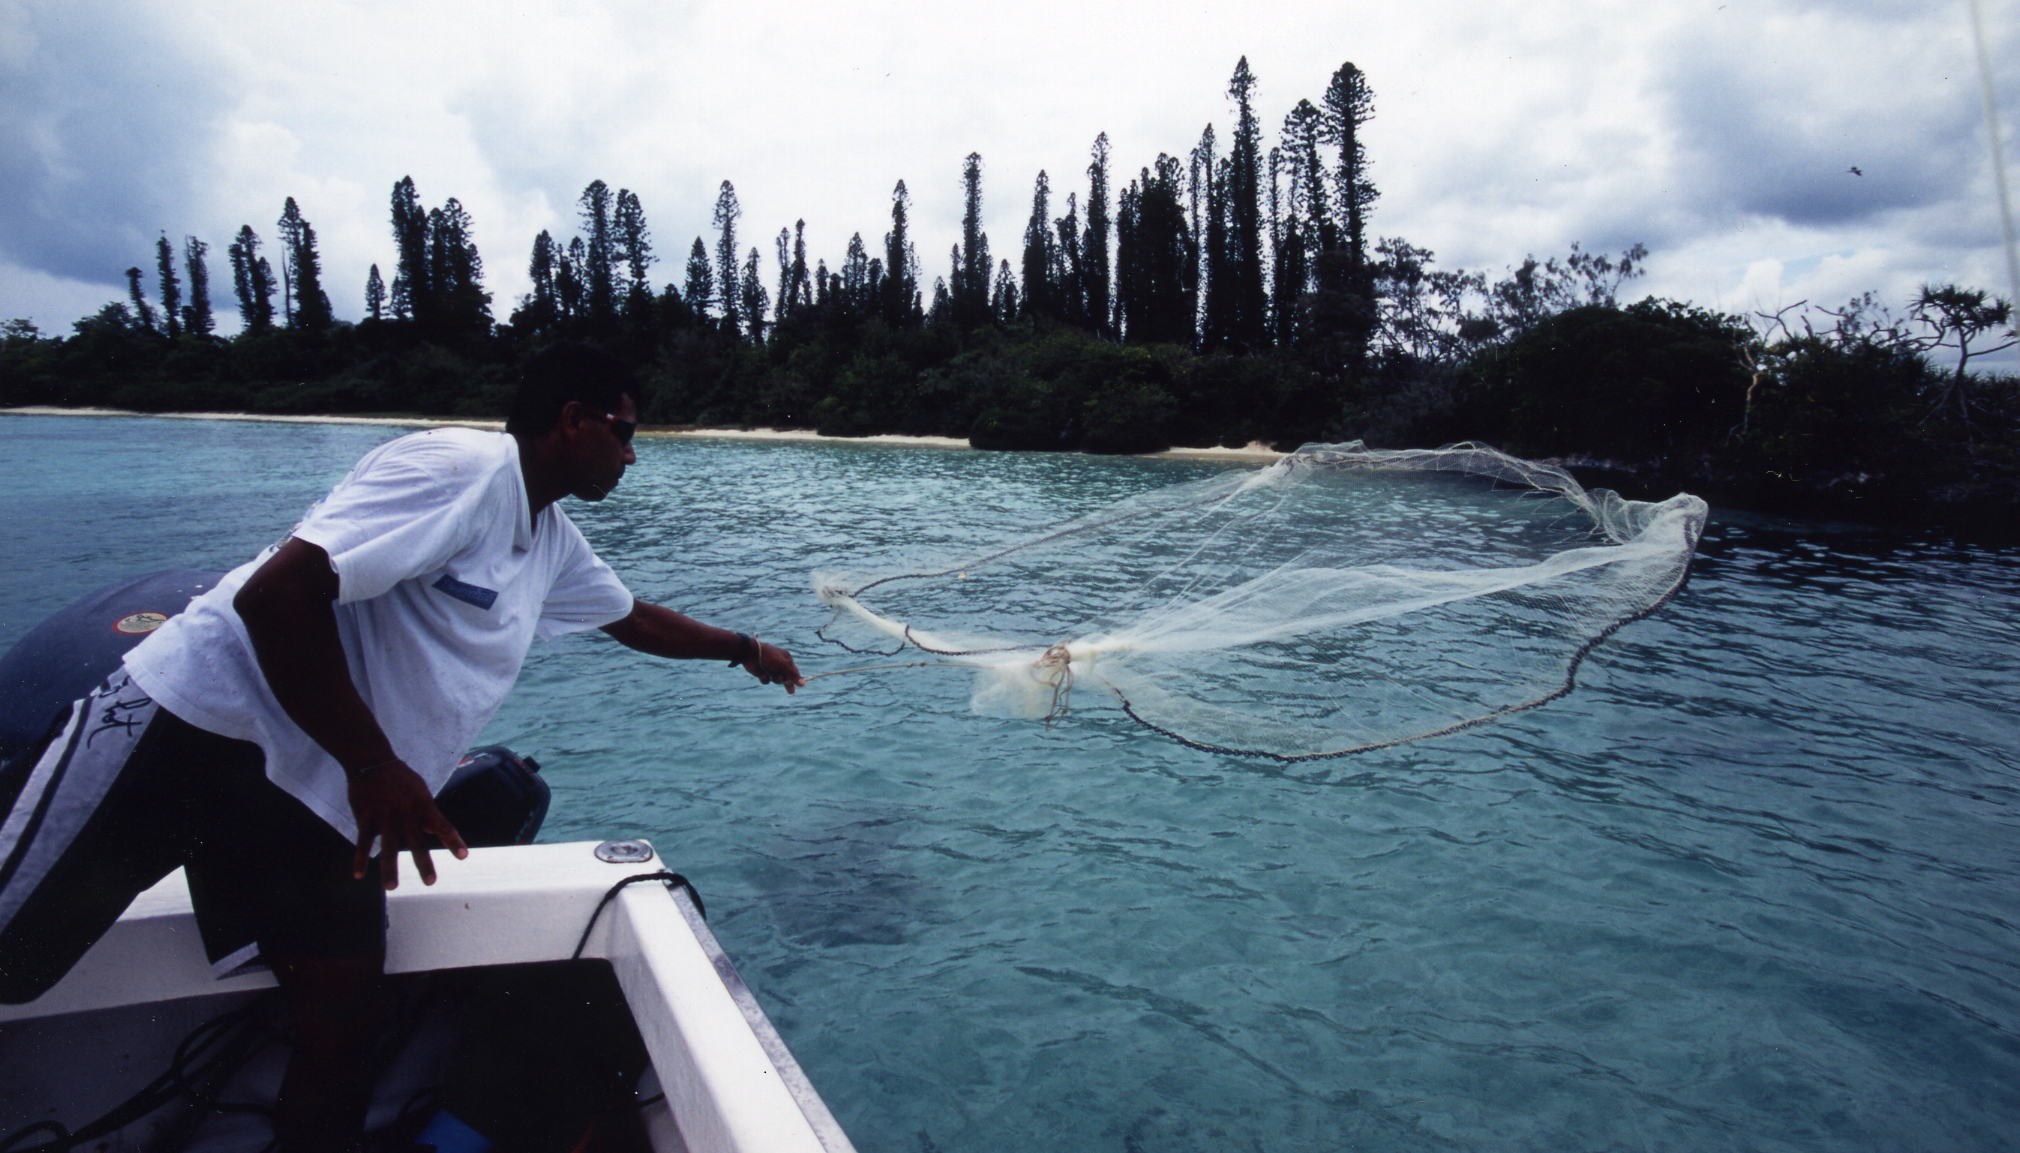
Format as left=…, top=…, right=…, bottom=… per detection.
left=113, top=611, right=171, bottom=635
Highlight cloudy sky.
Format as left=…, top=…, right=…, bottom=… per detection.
left=3, top=0, right=2016, bottom=349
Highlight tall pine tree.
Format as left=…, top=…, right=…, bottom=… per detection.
left=228, top=231, right=255, bottom=329
left=521, top=231, right=557, bottom=331
left=156, top=233, right=183, bottom=340
left=578, top=180, right=617, bottom=328
left=557, top=238, right=587, bottom=322
left=1055, top=193, right=1083, bottom=326
left=955, top=153, right=991, bottom=327
left=1318, top=61, right=1379, bottom=373
left=1116, top=156, right=1195, bottom=346
left=428, top=198, right=489, bottom=335
left=366, top=263, right=387, bottom=322
left=774, top=227, right=795, bottom=322
left=1196, top=126, right=1232, bottom=350
left=182, top=236, right=214, bottom=337
left=228, top=225, right=276, bottom=332
left=1084, top=133, right=1113, bottom=338
left=713, top=182, right=743, bottom=338
left=684, top=237, right=714, bottom=324
left=1021, top=170, right=1056, bottom=323
left=254, top=255, right=279, bottom=330
left=1116, top=179, right=1139, bottom=337
left=740, top=246, right=769, bottom=344
left=1274, top=99, right=1330, bottom=349
left=276, top=198, right=304, bottom=326
left=844, top=232, right=871, bottom=313
left=613, top=188, right=653, bottom=318
left=789, top=220, right=812, bottom=316
left=1224, top=58, right=1269, bottom=351
left=292, top=213, right=334, bottom=331
left=390, top=176, right=430, bottom=325
left=125, top=267, right=157, bottom=334
left=882, top=180, right=919, bottom=326
left=993, top=259, right=1020, bottom=323
left=1267, top=145, right=1294, bottom=347
left=1188, top=124, right=1213, bottom=330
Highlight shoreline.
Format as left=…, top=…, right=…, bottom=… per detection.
left=9, top=406, right=2016, bottom=541
left=0, top=406, right=1284, bottom=462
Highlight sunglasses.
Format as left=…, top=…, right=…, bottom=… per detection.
left=593, top=412, right=637, bottom=445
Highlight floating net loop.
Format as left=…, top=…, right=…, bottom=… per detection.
left=815, top=442, right=1709, bottom=760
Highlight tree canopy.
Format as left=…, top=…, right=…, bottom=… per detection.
left=4, top=54, right=2015, bottom=536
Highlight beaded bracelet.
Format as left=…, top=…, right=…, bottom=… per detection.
left=727, top=632, right=758, bottom=667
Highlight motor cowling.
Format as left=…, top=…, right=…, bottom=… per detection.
left=0, top=569, right=222, bottom=764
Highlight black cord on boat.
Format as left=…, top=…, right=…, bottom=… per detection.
left=3, top=876, right=706, bottom=1152
left=0, top=992, right=282, bottom=1153
left=570, top=871, right=705, bottom=961
left=0, top=1122, right=68, bottom=1153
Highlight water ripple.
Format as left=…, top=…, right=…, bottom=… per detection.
left=7, top=418, right=2020, bottom=1152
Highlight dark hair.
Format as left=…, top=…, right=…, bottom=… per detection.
left=506, top=342, right=636, bottom=436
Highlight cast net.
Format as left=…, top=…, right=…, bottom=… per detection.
left=814, top=442, right=1708, bottom=759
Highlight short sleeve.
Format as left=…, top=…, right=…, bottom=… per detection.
left=536, top=511, right=635, bottom=638
left=290, top=435, right=494, bottom=605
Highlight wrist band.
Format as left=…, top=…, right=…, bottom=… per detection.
left=728, top=632, right=757, bottom=667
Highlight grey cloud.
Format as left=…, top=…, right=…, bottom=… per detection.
left=0, top=4, right=235, bottom=284
left=1658, top=36, right=1980, bottom=229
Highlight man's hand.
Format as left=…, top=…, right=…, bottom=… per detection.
left=348, top=759, right=468, bottom=890
left=742, top=641, right=807, bottom=694
left=601, top=601, right=810, bottom=693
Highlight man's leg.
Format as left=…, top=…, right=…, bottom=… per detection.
left=269, top=950, right=387, bottom=1153
left=181, top=718, right=389, bottom=1153
left=0, top=678, right=188, bottom=1003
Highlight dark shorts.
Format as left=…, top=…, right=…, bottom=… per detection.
left=0, top=672, right=385, bottom=1003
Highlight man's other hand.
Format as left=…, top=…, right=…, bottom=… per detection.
left=348, top=759, right=468, bottom=890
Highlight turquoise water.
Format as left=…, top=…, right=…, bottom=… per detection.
left=4, top=413, right=2019, bottom=1151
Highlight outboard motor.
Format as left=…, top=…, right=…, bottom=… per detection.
left=0, top=569, right=222, bottom=764
left=439, top=747, right=550, bottom=847
left=0, top=570, right=549, bottom=846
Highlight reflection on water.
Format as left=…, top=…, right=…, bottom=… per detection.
left=4, top=416, right=2019, bottom=1152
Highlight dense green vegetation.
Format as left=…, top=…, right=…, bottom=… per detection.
left=2, top=58, right=2015, bottom=534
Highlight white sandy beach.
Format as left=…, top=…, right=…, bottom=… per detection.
left=0, top=406, right=1284, bottom=461
left=0, top=405, right=502, bottom=430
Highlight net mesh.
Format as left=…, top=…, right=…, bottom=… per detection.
left=814, top=442, right=1709, bottom=759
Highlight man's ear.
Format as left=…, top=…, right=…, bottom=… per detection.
left=556, top=399, right=588, bottom=437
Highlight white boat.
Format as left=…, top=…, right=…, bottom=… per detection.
left=0, top=838, right=857, bottom=1153
left=0, top=571, right=858, bottom=1153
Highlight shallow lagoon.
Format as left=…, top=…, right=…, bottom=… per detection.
left=3, top=413, right=2017, bottom=1152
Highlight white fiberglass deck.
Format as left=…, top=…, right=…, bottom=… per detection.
left=0, top=841, right=854, bottom=1153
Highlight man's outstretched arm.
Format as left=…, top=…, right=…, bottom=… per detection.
left=233, top=537, right=467, bottom=889
left=600, top=601, right=806, bottom=692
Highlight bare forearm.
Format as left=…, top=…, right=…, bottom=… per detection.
left=234, top=539, right=396, bottom=774
left=600, top=601, right=752, bottom=661
left=602, top=601, right=805, bottom=691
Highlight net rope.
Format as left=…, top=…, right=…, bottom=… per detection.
left=813, top=442, right=1709, bottom=760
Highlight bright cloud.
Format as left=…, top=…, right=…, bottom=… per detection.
left=1, top=0, right=2013, bottom=352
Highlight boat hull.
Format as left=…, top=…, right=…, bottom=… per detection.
left=0, top=840, right=854, bottom=1153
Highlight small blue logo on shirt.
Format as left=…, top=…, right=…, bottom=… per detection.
left=433, top=574, right=499, bottom=610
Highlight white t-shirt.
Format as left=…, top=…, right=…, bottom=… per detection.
left=125, top=427, right=635, bottom=840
